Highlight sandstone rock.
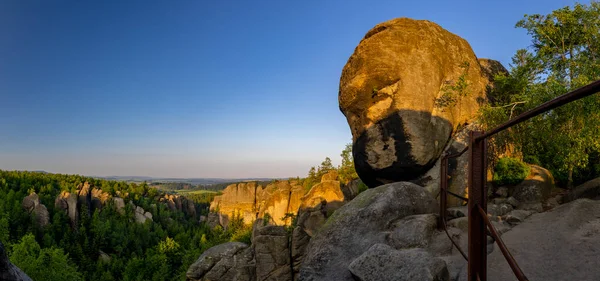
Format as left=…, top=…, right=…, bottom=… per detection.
left=320, top=170, right=338, bottom=182
left=134, top=206, right=152, bottom=224
left=339, top=18, right=499, bottom=187
left=300, top=180, right=344, bottom=210
left=563, top=177, right=600, bottom=203
left=252, top=223, right=292, bottom=281
left=446, top=217, right=469, bottom=233
left=447, top=206, right=468, bottom=219
left=487, top=203, right=513, bottom=217
left=210, top=182, right=260, bottom=225
left=291, top=227, right=311, bottom=279
left=503, top=210, right=533, bottom=225
left=488, top=199, right=600, bottom=280
left=33, top=204, right=49, bottom=228
left=341, top=179, right=361, bottom=201
left=495, top=187, right=509, bottom=198
left=186, top=242, right=255, bottom=281
left=55, top=191, right=80, bottom=228
left=387, top=214, right=438, bottom=249
left=419, top=123, right=480, bottom=207
left=0, top=241, right=33, bottom=281
left=348, top=244, right=449, bottom=281
left=112, top=197, right=125, bottom=215
left=22, top=193, right=39, bottom=212
left=506, top=197, right=519, bottom=208
left=296, top=203, right=327, bottom=237
left=99, top=250, right=111, bottom=263
left=257, top=181, right=302, bottom=225
left=509, top=165, right=554, bottom=204
left=297, top=182, right=438, bottom=281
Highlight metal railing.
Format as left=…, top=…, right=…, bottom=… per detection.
left=438, top=79, right=600, bottom=281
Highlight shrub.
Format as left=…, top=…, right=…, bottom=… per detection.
left=493, top=157, right=530, bottom=186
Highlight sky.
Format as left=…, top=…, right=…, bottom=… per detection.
left=0, top=0, right=589, bottom=179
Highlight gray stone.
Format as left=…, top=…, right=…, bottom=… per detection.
left=517, top=202, right=543, bottom=213
left=348, top=244, right=449, bottom=281
left=487, top=204, right=513, bottom=218
left=341, top=179, right=361, bottom=201
left=22, top=193, right=39, bottom=212
left=563, top=177, right=600, bottom=203
left=510, top=165, right=554, bottom=204
left=504, top=210, right=533, bottom=225
left=297, top=182, right=438, bottom=281
left=33, top=204, right=49, bottom=228
left=446, top=217, right=469, bottom=232
left=387, top=214, right=438, bottom=249
left=506, top=197, right=519, bottom=208
left=447, top=206, right=468, bottom=219
left=492, top=197, right=507, bottom=205
left=488, top=199, right=600, bottom=281
left=186, top=242, right=254, bottom=281
left=112, top=197, right=125, bottom=215
left=252, top=223, right=291, bottom=281
left=495, top=187, right=509, bottom=198
left=0, top=241, right=33, bottom=281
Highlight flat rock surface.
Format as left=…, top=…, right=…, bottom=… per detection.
left=487, top=199, right=600, bottom=281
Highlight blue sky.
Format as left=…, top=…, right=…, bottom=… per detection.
left=0, top=0, right=588, bottom=178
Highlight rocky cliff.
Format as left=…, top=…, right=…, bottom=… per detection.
left=209, top=171, right=346, bottom=227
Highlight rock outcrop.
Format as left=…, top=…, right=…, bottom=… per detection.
left=209, top=176, right=345, bottom=227
left=21, top=193, right=49, bottom=228
left=509, top=165, right=555, bottom=205
left=186, top=242, right=255, bottom=281
left=252, top=222, right=292, bottom=281
left=0, top=241, right=33, bottom=281
left=55, top=191, right=80, bottom=228
left=298, top=182, right=439, bottom=281
left=134, top=205, right=153, bottom=224
left=339, top=18, right=503, bottom=187
left=562, top=176, right=600, bottom=203
left=160, top=194, right=197, bottom=219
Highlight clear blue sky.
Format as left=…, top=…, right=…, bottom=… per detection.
left=0, top=0, right=588, bottom=178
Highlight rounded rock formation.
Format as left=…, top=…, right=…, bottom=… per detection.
left=339, top=18, right=497, bottom=187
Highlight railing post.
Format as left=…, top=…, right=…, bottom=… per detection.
left=439, top=156, right=448, bottom=230
left=468, top=131, right=487, bottom=281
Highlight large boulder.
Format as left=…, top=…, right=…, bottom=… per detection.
left=348, top=244, right=449, bottom=281
left=0, top=241, right=33, bottom=281
left=562, top=177, right=600, bottom=203
left=186, top=242, right=255, bottom=281
left=487, top=199, right=600, bottom=280
left=55, top=191, right=80, bottom=228
left=252, top=223, right=292, bottom=281
left=339, top=18, right=500, bottom=187
left=509, top=165, right=555, bottom=205
left=21, top=193, right=39, bottom=212
left=297, top=182, right=439, bottom=281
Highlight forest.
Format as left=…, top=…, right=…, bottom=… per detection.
left=0, top=170, right=249, bottom=281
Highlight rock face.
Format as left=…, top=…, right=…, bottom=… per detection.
left=487, top=199, right=600, bottom=280
left=252, top=222, right=292, bottom=281
left=21, top=193, right=49, bottom=228
left=509, top=165, right=555, bottom=205
left=134, top=206, right=153, bottom=224
left=55, top=191, right=80, bottom=228
left=563, top=177, right=600, bottom=203
left=186, top=242, right=255, bottom=281
left=339, top=18, right=501, bottom=187
left=210, top=177, right=344, bottom=227
left=348, top=244, right=449, bottom=281
left=0, top=241, right=33, bottom=281
left=297, top=182, right=439, bottom=281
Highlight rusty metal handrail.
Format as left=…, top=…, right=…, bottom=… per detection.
left=439, top=146, right=470, bottom=261
left=467, top=79, right=600, bottom=281
left=477, top=206, right=529, bottom=281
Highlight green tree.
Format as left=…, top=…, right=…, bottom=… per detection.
left=338, top=143, right=359, bottom=184
left=10, top=234, right=83, bottom=281
left=480, top=2, right=600, bottom=187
